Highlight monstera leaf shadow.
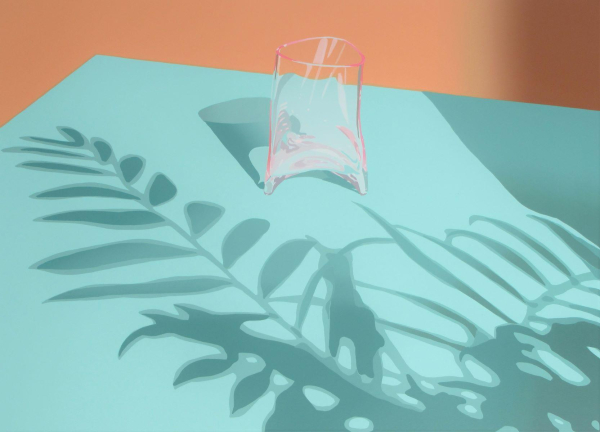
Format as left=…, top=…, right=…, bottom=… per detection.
left=198, top=97, right=357, bottom=193
left=4, top=126, right=600, bottom=431
left=458, top=321, right=600, bottom=431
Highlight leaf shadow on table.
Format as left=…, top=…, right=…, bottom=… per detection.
left=4, top=126, right=600, bottom=431
left=198, top=97, right=357, bottom=193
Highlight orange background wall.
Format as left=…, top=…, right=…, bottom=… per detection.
left=0, top=0, right=598, bottom=126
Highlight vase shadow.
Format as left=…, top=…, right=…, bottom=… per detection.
left=198, top=97, right=357, bottom=193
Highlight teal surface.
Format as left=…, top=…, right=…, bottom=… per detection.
left=0, top=56, right=598, bottom=432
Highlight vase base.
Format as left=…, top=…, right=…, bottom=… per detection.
left=264, top=169, right=367, bottom=195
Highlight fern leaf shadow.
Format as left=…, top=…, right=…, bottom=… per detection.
left=198, top=97, right=357, bottom=193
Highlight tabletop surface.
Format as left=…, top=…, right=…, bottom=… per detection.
left=0, top=56, right=599, bottom=432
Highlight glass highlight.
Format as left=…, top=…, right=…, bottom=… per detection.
left=265, top=37, right=367, bottom=195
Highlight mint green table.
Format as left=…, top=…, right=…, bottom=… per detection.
left=1, top=56, right=599, bottom=432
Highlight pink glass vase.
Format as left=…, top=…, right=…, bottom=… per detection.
left=265, top=37, right=367, bottom=195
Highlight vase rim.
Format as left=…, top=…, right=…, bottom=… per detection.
left=276, top=37, right=365, bottom=68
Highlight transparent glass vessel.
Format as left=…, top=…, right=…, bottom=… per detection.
left=265, top=37, right=367, bottom=195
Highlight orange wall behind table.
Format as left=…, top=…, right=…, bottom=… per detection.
left=0, top=0, right=598, bottom=126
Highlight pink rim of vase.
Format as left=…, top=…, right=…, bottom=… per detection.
left=275, top=36, right=365, bottom=68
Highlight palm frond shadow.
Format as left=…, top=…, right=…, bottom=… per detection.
left=4, top=127, right=600, bottom=431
